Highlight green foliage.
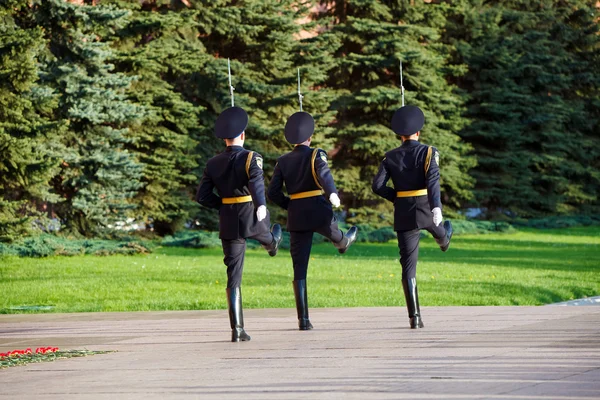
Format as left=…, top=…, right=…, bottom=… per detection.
left=106, top=0, right=203, bottom=235
left=511, top=215, right=600, bottom=229
left=0, top=234, right=151, bottom=257
left=0, top=1, right=64, bottom=242
left=316, top=0, right=476, bottom=223
left=450, top=220, right=515, bottom=235
left=445, top=0, right=600, bottom=217
left=35, top=0, right=143, bottom=236
left=0, top=0, right=598, bottom=243
left=161, top=230, right=221, bottom=249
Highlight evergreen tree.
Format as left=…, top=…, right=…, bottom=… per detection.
left=445, top=0, right=600, bottom=217
left=106, top=0, right=204, bottom=235
left=175, top=0, right=335, bottom=227
left=0, top=1, right=64, bottom=241
left=316, top=0, right=475, bottom=225
left=35, top=0, right=143, bottom=235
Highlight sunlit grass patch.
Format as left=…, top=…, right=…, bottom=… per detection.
left=1, top=226, right=598, bottom=312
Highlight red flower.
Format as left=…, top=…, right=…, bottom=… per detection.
left=2, top=347, right=58, bottom=357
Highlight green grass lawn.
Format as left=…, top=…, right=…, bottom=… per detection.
left=1, top=226, right=598, bottom=313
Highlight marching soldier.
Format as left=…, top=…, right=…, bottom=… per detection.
left=267, top=111, right=358, bottom=331
left=372, top=105, right=453, bottom=329
left=196, top=106, right=283, bottom=342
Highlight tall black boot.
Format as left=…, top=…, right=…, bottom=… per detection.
left=226, top=287, right=251, bottom=342
left=333, top=226, right=358, bottom=254
left=435, top=220, right=453, bottom=252
left=402, top=278, right=424, bottom=329
left=263, top=223, right=283, bottom=257
left=292, top=280, right=313, bottom=330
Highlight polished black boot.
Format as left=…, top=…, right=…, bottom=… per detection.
left=333, top=226, right=358, bottom=254
left=226, top=287, right=251, bottom=342
left=263, top=223, right=283, bottom=257
left=436, top=220, right=453, bottom=252
left=292, top=279, right=313, bottom=330
left=402, top=278, right=424, bottom=329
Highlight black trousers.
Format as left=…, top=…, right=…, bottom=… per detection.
left=290, top=221, right=344, bottom=281
left=222, top=231, right=273, bottom=288
left=397, top=223, right=447, bottom=279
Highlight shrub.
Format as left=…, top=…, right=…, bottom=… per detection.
left=450, top=220, right=516, bottom=235
left=511, top=215, right=600, bottom=229
left=161, top=231, right=221, bottom=249
left=0, top=235, right=152, bottom=257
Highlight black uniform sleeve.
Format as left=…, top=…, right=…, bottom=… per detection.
left=196, top=168, right=221, bottom=210
left=313, top=149, right=337, bottom=197
left=247, top=152, right=267, bottom=208
left=426, top=147, right=442, bottom=210
left=267, top=162, right=290, bottom=210
left=371, top=157, right=396, bottom=202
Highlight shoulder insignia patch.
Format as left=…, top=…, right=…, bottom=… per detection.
left=320, top=151, right=327, bottom=162
left=434, top=151, right=440, bottom=166
left=256, top=156, right=263, bottom=170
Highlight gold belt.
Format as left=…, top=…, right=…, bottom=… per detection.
left=222, top=195, right=252, bottom=204
left=290, top=190, right=324, bottom=200
left=397, top=189, right=427, bottom=198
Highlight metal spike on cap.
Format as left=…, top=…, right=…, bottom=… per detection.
left=400, top=59, right=405, bottom=107
left=297, top=68, right=304, bottom=112
left=228, top=58, right=235, bottom=107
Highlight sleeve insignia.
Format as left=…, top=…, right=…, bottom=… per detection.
left=434, top=151, right=440, bottom=166
left=320, top=151, right=327, bottom=162
left=256, top=156, right=263, bottom=169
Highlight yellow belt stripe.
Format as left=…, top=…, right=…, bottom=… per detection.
left=290, top=190, right=324, bottom=200
left=397, top=189, right=428, bottom=198
left=222, top=195, right=252, bottom=204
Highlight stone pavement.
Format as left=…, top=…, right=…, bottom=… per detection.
left=1, top=306, right=599, bottom=399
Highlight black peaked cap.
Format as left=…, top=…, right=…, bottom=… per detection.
left=391, top=105, right=425, bottom=136
left=284, top=111, right=315, bottom=144
left=215, top=106, right=249, bottom=139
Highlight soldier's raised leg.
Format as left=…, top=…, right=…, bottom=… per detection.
left=250, top=224, right=283, bottom=257
left=426, top=220, right=453, bottom=252
left=316, top=220, right=358, bottom=254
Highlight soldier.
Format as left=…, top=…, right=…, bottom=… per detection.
left=372, top=105, right=453, bottom=329
left=267, top=111, right=358, bottom=331
left=196, top=106, right=283, bottom=342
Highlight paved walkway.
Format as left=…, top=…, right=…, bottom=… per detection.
left=1, top=306, right=599, bottom=399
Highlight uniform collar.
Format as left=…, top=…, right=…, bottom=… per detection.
left=226, top=145, right=244, bottom=152
left=293, top=144, right=311, bottom=151
left=401, top=139, right=420, bottom=148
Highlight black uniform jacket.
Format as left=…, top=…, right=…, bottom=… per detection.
left=196, top=146, right=270, bottom=240
left=268, top=145, right=337, bottom=232
left=372, top=140, right=442, bottom=231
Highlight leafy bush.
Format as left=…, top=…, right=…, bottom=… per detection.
left=0, top=235, right=153, bottom=257
left=511, top=215, right=600, bottom=229
left=161, top=231, right=221, bottom=249
left=450, top=220, right=516, bottom=235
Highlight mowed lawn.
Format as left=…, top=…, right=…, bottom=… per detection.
left=1, top=226, right=598, bottom=313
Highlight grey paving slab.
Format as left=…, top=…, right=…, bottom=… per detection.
left=0, top=306, right=599, bottom=399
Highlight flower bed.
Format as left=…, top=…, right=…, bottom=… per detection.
left=0, top=347, right=111, bottom=368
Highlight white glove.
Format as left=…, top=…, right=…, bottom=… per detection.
left=256, top=205, right=267, bottom=222
left=329, top=193, right=341, bottom=208
left=432, top=207, right=443, bottom=227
